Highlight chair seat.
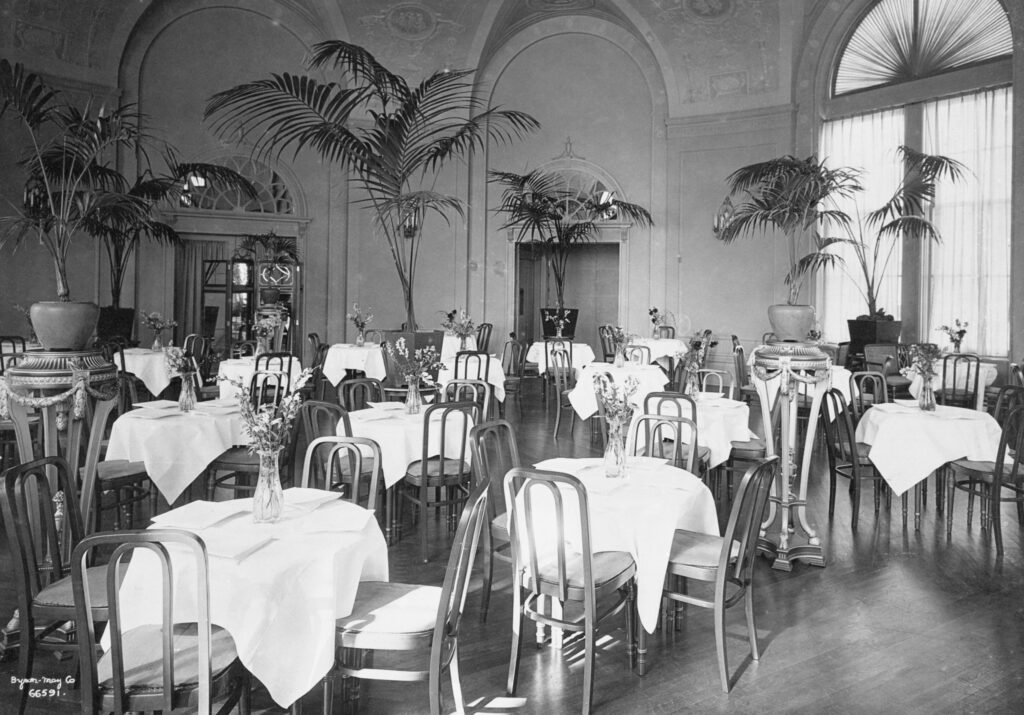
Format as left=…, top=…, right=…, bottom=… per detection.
left=337, top=581, right=441, bottom=635
left=668, top=529, right=740, bottom=569
left=526, top=550, right=635, bottom=592
left=730, top=437, right=766, bottom=459
left=96, top=459, right=148, bottom=486
left=209, top=447, right=259, bottom=471
left=405, top=457, right=470, bottom=481
left=491, top=513, right=509, bottom=544
left=885, top=375, right=912, bottom=388
left=97, top=623, right=238, bottom=691
left=36, top=565, right=108, bottom=612
left=949, top=459, right=1013, bottom=481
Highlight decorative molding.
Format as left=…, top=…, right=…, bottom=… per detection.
left=666, top=103, right=795, bottom=139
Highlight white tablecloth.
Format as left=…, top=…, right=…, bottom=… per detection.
left=526, top=341, right=596, bottom=374
left=123, top=347, right=172, bottom=396
left=907, top=361, right=998, bottom=411
left=217, top=357, right=305, bottom=399
left=346, top=406, right=473, bottom=488
left=322, top=343, right=387, bottom=384
left=690, top=395, right=755, bottom=469
left=105, top=402, right=246, bottom=503
left=111, top=490, right=389, bottom=708
left=628, top=337, right=689, bottom=365
left=855, top=400, right=1002, bottom=496
left=441, top=333, right=477, bottom=361
left=568, top=363, right=669, bottom=419
left=441, top=354, right=506, bottom=402
left=529, top=457, right=718, bottom=633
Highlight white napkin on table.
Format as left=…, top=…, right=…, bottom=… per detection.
left=151, top=500, right=251, bottom=530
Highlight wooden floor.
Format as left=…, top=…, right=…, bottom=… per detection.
left=3, top=379, right=1024, bottom=714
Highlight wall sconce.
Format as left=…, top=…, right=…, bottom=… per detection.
left=712, top=196, right=734, bottom=237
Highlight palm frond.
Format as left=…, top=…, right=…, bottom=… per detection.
left=307, top=40, right=409, bottom=101
left=0, top=60, right=58, bottom=128
left=790, top=251, right=844, bottom=283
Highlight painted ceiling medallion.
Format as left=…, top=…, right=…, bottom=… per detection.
left=526, top=0, right=596, bottom=11
left=386, top=3, right=437, bottom=41
left=683, top=0, right=735, bottom=23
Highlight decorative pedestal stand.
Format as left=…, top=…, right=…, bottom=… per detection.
left=0, top=349, right=117, bottom=661
left=751, top=343, right=831, bottom=571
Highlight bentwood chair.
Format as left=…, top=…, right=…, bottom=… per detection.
left=307, top=332, right=323, bottom=356
left=1, top=456, right=109, bottom=714
left=231, top=340, right=257, bottom=358
left=331, top=480, right=488, bottom=715
left=454, top=350, right=491, bottom=383
left=72, top=530, right=250, bottom=715
left=656, top=325, right=676, bottom=339
left=732, top=341, right=759, bottom=406
left=475, top=322, right=493, bottom=353
left=662, top=457, right=777, bottom=693
left=550, top=348, right=576, bottom=440
left=598, top=325, right=616, bottom=362
left=401, top=401, right=479, bottom=563
left=945, top=390, right=1024, bottom=555
left=443, top=378, right=493, bottom=422
left=626, top=413, right=696, bottom=471
left=301, top=436, right=382, bottom=510
left=849, top=371, right=888, bottom=422
left=642, top=392, right=712, bottom=477
left=468, top=419, right=522, bottom=622
left=623, top=344, right=651, bottom=365
left=505, top=468, right=637, bottom=715
left=938, top=353, right=981, bottom=409
left=338, top=377, right=385, bottom=411
left=499, top=338, right=527, bottom=418
left=820, top=388, right=886, bottom=530
left=543, top=339, right=574, bottom=403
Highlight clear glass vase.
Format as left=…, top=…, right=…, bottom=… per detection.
left=356, top=330, right=366, bottom=347
left=405, top=375, right=422, bottom=415
left=179, top=374, right=197, bottom=413
left=918, top=381, right=937, bottom=412
left=252, top=450, right=284, bottom=523
left=604, top=418, right=628, bottom=478
left=459, top=335, right=468, bottom=351
left=256, top=337, right=270, bottom=356
left=151, top=333, right=163, bottom=351
left=614, top=349, right=625, bottom=368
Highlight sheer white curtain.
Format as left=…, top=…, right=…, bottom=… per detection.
left=923, top=87, right=1011, bottom=357
left=818, top=108, right=905, bottom=342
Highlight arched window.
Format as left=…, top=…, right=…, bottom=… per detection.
left=819, top=0, right=1012, bottom=356
left=185, top=156, right=294, bottom=214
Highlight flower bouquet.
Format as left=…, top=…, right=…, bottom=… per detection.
left=384, top=338, right=445, bottom=414
left=140, top=311, right=177, bottom=351
left=936, top=319, right=968, bottom=353
left=609, top=326, right=629, bottom=366
left=543, top=308, right=572, bottom=338
left=165, top=346, right=196, bottom=412
left=674, top=330, right=718, bottom=395
left=441, top=309, right=475, bottom=349
left=228, top=367, right=314, bottom=522
left=347, top=303, right=374, bottom=345
left=649, top=307, right=673, bottom=337
left=594, top=374, right=639, bottom=478
left=252, top=314, right=281, bottom=355
left=907, top=343, right=943, bottom=411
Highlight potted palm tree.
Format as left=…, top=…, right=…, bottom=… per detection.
left=490, top=169, right=653, bottom=337
left=714, top=155, right=860, bottom=341
left=0, top=60, right=149, bottom=349
left=92, top=148, right=257, bottom=340
left=205, top=40, right=539, bottom=331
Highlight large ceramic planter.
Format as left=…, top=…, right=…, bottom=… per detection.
left=767, top=304, right=816, bottom=342
left=96, top=306, right=136, bottom=342
left=540, top=307, right=580, bottom=339
left=847, top=318, right=902, bottom=356
left=30, top=301, right=100, bottom=351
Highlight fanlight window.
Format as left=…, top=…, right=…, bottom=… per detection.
left=187, top=156, right=294, bottom=214
left=551, top=169, right=615, bottom=223
left=833, top=0, right=1011, bottom=96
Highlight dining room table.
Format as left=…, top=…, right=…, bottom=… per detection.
left=122, top=347, right=173, bottom=396
left=524, top=456, right=719, bottom=673
left=526, top=340, right=596, bottom=373
left=627, top=336, right=688, bottom=371
left=107, top=488, right=389, bottom=709
left=217, top=355, right=305, bottom=399
left=321, top=342, right=387, bottom=384
left=440, top=354, right=506, bottom=402
left=440, top=333, right=477, bottom=361
left=854, top=398, right=1002, bottom=527
left=104, top=398, right=246, bottom=505
left=567, top=362, right=669, bottom=419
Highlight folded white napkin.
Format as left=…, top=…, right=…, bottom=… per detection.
left=283, top=487, right=342, bottom=512
left=133, top=399, right=178, bottom=409
left=349, top=409, right=393, bottom=422
left=125, top=408, right=181, bottom=420
left=533, top=457, right=603, bottom=476
left=151, top=500, right=251, bottom=530
left=367, top=401, right=405, bottom=411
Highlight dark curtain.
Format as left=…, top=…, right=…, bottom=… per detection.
left=174, top=239, right=226, bottom=346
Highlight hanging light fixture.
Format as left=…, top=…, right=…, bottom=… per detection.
left=712, top=196, right=734, bottom=237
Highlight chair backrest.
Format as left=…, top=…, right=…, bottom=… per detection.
left=598, top=325, right=615, bottom=360
left=992, top=384, right=1024, bottom=425
left=643, top=390, right=697, bottom=421
left=940, top=353, right=981, bottom=407
left=1011, top=363, right=1024, bottom=388
left=419, top=401, right=478, bottom=476
left=1, top=456, right=88, bottom=609
left=295, top=399, right=345, bottom=477
left=986, top=405, right=1024, bottom=497
left=733, top=343, right=749, bottom=388
left=72, top=529, right=218, bottom=714
left=256, top=351, right=294, bottom=381
left=307, top=332, right=322, bottom=355
left=627, top=412, right=698, bottom=472
left=469, top=419, right=521, bottom=522
left=504, top=468, right=594, bottom=604
left=231, top=340, right=257, bottom=358
left=363, top=329, right=385, bottom=344
left=500, top=339, right=526, bottom=379
left=863, top=344, right=897, bottom=374
left=543, top=339, right=573, bottom=374
left=624, top=344, right=651, bottom=365
left=182, top=333, right=203, bottom=359
left=475, top=322, right=493, bottom=353
left=849, top=370, right=888, bottom=421
left=820, top=388, right=862, bottom=471
left=550, top=348, right=573, bottom=395
left=443, top=378, right=492, bottom=420
left=656, top=325, right=675, bottom=339
left=300, top=435, right=382, bottom=510
left=454, top=350, right=491, bottom=382
left=338, top=377, right=385, bottom=411
left=836, top=341, right=850, bottom=369
left=719, top=457, right=778, bottom=586
left=94, top=338, right=128, bottom=373
left=430, top=479, right=488, bottom=702
left=250, top=370, right=289, bottom=407
left=698, top=368, right=734, bottom=398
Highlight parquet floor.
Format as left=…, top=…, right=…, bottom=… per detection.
left=3, top=380, right=1023, bottom=714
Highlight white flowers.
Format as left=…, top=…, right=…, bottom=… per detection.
left=229, top=368, right=313, bottom=454
left=594, top=374, right=639, bottom=424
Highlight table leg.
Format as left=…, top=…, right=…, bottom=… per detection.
left=914, top=482, right=922, bottom=531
